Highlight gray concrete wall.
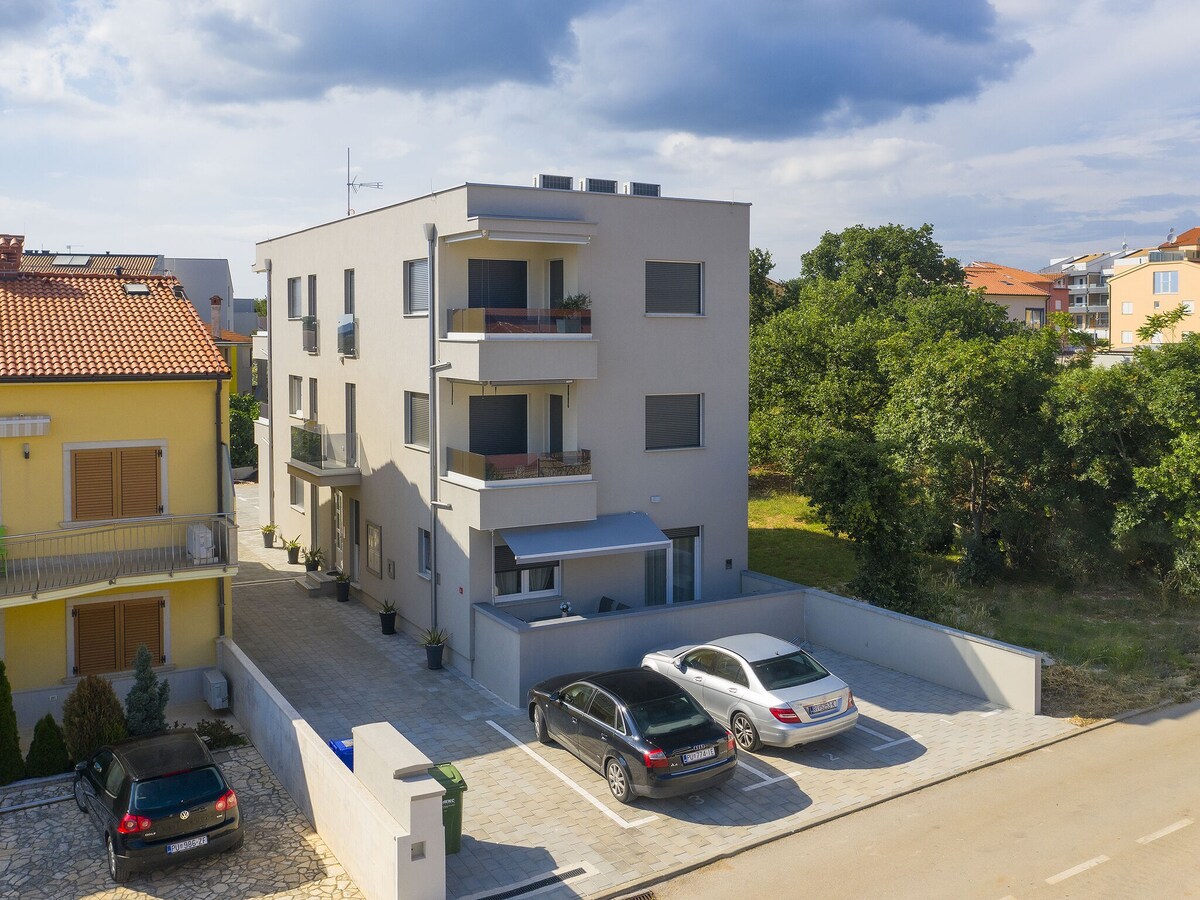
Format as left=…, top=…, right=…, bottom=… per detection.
left=217, top=638, right=444, bottom=900
left=11, top=665, right=205, bottom=730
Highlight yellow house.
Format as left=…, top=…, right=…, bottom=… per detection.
left=0, top=234, right=237, bottom=727
left=1109, top=228, right=1200, bottom=349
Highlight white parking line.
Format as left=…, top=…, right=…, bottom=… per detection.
left=872, top=735, right=921, bottom=752
left=1136, top=817, right=1194, bottom=844
left=457, top=860, right=600, bottom=900
left=980, top=709, right=1002, bottom=718
left=742, top=772, right=802, bottom=792
left=1045, top=855, right=1109, bottom=884
left=855, top=724, right=891, bottom=741
left=486, top=720, right=657, bottom=829
left=736, top=759, right=774, bottom=782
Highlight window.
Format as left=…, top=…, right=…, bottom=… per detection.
left=345, top=384, right=357, bottom=466
left=1122, top=331, right=1134, bottom=344
left=289, top=475, right=305, bottom=510
left=417, top=528, right=431, bottom=578
left=1186, top=301, right=1196, bottom=315
left=405, top=258, right=429, bottom=314
left=406, top=392, right=429, bottom=448
left=252, top=358, right=269, bottom=405
left=344, top=269, right=355, bottom=315
left=307, top=274, right=317, bottom=316
left=588, top=691, right=624, bottom=732
left=1024, top=308, right=1044, bottom=327
left=289, top=376, right=303, bottom=416
left=469, top=259, right=527, bottom=309
left=366, top=522, right=382, bottom=577
left=287, top=277, right=301, bottom=318
left=646, top=261, right=702, bottom=314
left=71, top=447, right=161, bottom=521
left=560, top=683, right=595, bottom=712
left=1122, top=302, right=1134, bottom=315
left=494, top=543, right=558, bottom=600
left=645, top=394, right=702, bottom=450
left=1153, top=271, right=1179, bottom=294
left=548, top=259, right=564, bottom=305
left=645, top=526, right=701, bottom=605
left=308, top=378, right=318, bottom=421
left=73, top=597, right=164, bottom=676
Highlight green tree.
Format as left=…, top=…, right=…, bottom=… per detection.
left=24, top=714, right=70, bottom=777
left=62, top=675, right=127, bottom=761
left=0, top=660, right=24, bottom=784
left=749, top=247, right=792, bottom=326
left=1136, top=302, right=1190, bottom=344
left=124, top=644, right=170, bottom=736
left=229, top=392, right=260, bottom=468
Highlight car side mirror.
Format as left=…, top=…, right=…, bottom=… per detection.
left=74, top=761, right=86, bottom=774
left=675, top=660, right=687, bottom=673
left=548, top=690, right=561, bottom=703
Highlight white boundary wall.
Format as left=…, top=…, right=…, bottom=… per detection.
left=217, top=638, right=445, bottom=900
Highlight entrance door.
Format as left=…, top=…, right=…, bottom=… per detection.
left=348, top=498, right=360, bottom=581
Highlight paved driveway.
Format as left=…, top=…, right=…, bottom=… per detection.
left=231, top=494, right=1076, bottom=900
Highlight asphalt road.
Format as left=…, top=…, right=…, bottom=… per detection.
left=653, top=700, right=1200, bottom=899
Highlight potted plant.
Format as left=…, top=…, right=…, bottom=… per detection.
left=260, top=523, right=278, bottom=548
left=302, top=546, right=325, bottom=572
left=283, top=535, right=302, bottom=565
left=418, top=626, right=450, bottom=669
left=334, top=570, right=351, bottom=602
left=554, top=292, right=591, bottom=334
left=379, top=599, right=397, bottom=635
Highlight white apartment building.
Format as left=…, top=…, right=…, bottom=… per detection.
left=1042, top=251, right=1127, bottom=341
left=254, top=177, right=750, bottom=674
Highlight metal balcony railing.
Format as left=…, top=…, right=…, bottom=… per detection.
left=447, top=307, right=591, bottom=335
left=291, top=423, right=359, bottom=469
left=301, top=316, right=318, bottom=353
left=0, top=514, right=237, bottom=600
left=446, top=448, right=591, bottom=481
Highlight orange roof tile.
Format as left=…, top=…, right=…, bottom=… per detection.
left=19, top=251, right=161, bottom=276
left=964, top=262, right=1053, bottom=298
left=0, top=273, right=230, bottom=380
left=1160, top=226, right=1200, bottom=249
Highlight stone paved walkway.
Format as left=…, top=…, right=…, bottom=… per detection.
left=232, top=488, right=1077, bottom=900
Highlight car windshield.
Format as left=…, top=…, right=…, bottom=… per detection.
left=752, top=650, right=831, bottom=691
left=627, top=692, right=709, bottom=738
left=132, top=766, right=225, bottom=814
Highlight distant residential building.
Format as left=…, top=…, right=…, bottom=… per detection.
left=1108, top=227, right=1200, bottom=348
left=1040, top=251, right=1139, bottom=342
left=964, top=261, right=1066, bottom=326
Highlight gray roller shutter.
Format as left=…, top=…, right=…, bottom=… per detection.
left=407, top=259, right=429, bottom=313
left=469, top=259, right=528, bottom=309
left=645, top=394, right=701, bottom=450
left=407, top=393, right=429, bottom=448
left=645, top=262, right=702, bottom=314
left=470, top=395, right=527, bottom=456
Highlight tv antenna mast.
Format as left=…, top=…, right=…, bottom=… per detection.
left=346, top=148, right=382, bottom=216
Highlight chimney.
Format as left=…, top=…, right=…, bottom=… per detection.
left=0, top=234, right=24, bottom=277
left=209, top=295, right=222, bottom=339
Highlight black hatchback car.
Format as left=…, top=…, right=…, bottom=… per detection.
left=528, top=667, right=737, bottom=802
left=73, top=729, right=243, bottom=882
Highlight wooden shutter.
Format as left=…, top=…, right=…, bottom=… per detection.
left=72, top=450, right=116, bottom=521
left=75, top=602, right=119, bottom=675
left=116, top=447, right=161, bottom=517
left=646, top=261, right=702, bottom=314
left=121, top=598, right=164, bottom=667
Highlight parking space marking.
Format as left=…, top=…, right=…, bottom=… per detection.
left=457, top=860, right=600, bottom=900
left=1045, top=855, right=1109, bottom=884
left=872, top=735, right=922, bottom=752
left=1136, top=817, right=1193, bottom=844
left=736, top=759, right=774, bottom=782
left=980, top=709, right=1003, bottom=718
left=741, top=772, right=802, bottom=792
left=855, top=724, right=891, bottom=741
left=485, top=720, right=657, bottom=829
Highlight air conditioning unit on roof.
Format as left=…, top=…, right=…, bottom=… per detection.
left=623, top=181, right=661, bottom=197
left=534, top=174, right=574, bottom=191
left=581, top=178, right=617, bottom=194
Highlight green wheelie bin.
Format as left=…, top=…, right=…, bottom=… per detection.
left=428, top=763, right=468, bottom=854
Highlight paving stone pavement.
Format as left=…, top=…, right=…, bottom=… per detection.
left=231, top=487, right=1078, bottom=900
left=0, top=745, right=363, bottom=900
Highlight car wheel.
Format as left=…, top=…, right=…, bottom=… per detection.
left=106, top=833, right=130, bottom=884
left=533, top=705, right=551, bottom=745
left=228, top=833, right=245, bottom=853
left=606, top=758, right=633, bottom=804
left=731, top=711, right=761, bottom=752
left=73, top=776, right=87, bottom=812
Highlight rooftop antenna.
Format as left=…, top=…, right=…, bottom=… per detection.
left=346, top=148, right=382, bottom=216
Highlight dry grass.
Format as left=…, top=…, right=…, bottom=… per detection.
left=1040, top=664, right=1175, bottom=724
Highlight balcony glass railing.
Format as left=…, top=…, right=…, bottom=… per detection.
left=0, top=514, right=236, bottom=599
left=447, top=307, right=591, bottom=335
left=446, top=448, right=591, bottom=481
left=301, top=316, right=318, bottom=353
left=337, top=314, right=357, bottom=356
left=291, top=423, right=358, bottom=469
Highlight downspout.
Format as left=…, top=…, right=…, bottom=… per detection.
left=424, top=223, right=439, bottom=629
left=215, top=377, right=226, bottom=637
left=264, top=258, right=275, bottom=528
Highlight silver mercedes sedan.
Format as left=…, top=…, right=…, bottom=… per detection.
left=641, top=633, right=858, bottom=751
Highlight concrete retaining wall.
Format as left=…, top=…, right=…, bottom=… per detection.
left=12, top=665, right=205, bottom=730
left=217, top=638, right=445, bottom=900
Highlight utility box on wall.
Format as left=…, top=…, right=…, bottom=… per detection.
left=203, top=669, right=230, bottom=711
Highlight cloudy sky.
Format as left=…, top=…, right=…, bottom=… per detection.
left=2, top=0, right=1197, bottom=296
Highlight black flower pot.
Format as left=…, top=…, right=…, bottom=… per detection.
left=425, top=643, right=445, bottom=670
left=380, top=611, right=397, bottom=635
left=262, top=532, right=275, bottom=548
left=304, top=559, right=319, bottom=572
left=336, top=581, right=350, bottom=602
left=286, top=547, right=301, bottom=565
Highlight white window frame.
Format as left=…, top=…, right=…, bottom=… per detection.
left=287, top=277, right=301, bottom=319
left=1121, top=331, right=1134, bottom=344
left=1121, top=301, right=1133, bottom=315
left=493, top=562, right=561, bottom=603
left=289, top=375, right=303, bottom=418
left=1185, top=301, right=1196, bottom=315
left=1153, top=271, right=1179, bottom=294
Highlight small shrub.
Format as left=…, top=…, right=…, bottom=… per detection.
left=63, top=675, right=127, bottom=761
left=124, top=644, right=169, bottom=737
left=0, top=660, right=24, bottom=785
left=958, top=535, right=1004, bottom=585
left=24, top=715, right=70, bottom=777
left=196, top=718, right=247, bottom=750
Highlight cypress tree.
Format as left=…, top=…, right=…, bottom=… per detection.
left=0, top=660, right=26, bottom=784
left=24, top=714, right=70, bottom=777
left=124, top=644, right=170, bottom=736
left=62, top=675, right=127, bottom=761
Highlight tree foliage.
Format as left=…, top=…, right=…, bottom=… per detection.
left=229, top=392, right=259, bottom=468
left=63, top=675, right=127, bottom=761
left=0, top=661, right=24, bottom=785
left=125, top=644, right=170, bottom=737
left=25, top=714, right=71, bottom=778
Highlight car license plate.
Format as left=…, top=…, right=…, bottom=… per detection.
left=166, top=835, right=208, bottom=855
left=682, top=746, right=716, bottom=764
left=806, top=699, right=838, bottom=715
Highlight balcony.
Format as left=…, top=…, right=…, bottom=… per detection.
left=288, top=423, right=361, bottom=487
left=447, top=307, right=591, bottom=336
left=0, top=514, right=237, bottom=607
left=337, top=314, right=357, bottom=357
left=441, top=448, right=596, bottom=531
left=301, top=316, right=318, bottom=353
left=440, top=308, right=598, bottom=383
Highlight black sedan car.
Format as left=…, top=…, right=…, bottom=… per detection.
left=527, top=667, right=737, bottom=803
left=73, top=729, right=243, bottom=883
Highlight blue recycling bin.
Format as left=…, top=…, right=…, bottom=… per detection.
left=328, top=738, right=354, bottom=770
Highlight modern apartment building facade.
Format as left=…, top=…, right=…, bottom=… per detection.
left=255, top=179, right=750, bottom=673
left=1109, top=227, right=1200, bottom=348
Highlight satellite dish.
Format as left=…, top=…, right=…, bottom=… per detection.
left=1166, top=227, right=1176, bottom=243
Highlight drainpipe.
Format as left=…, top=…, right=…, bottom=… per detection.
left=263, top=258, right=275, bottom=529
left=215, top=377, right=226, bottom=636
left=424, top=222, right=440, bottom=629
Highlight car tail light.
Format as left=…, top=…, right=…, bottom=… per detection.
left=846, top=690, right=855, bottom=709
left=770, top=705, right=801, bottom=723
left=118, top=813, right=152, bottom=834
left=725, top=728, right=736, bottom=752
left=642, top=747, right=669, bottom=769
left=215, top=789, right=238, bottom=812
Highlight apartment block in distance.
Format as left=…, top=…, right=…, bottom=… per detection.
left=964, top=261, right=1067, bottom=326
left=1109, top=227, right=1200, bottom=349
left=254, top=175, right=750, bottom=680
left=0, top=235, right=238, bottom=726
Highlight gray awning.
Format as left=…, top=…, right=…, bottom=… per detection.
left=500, top=512, right=669, bottom=564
